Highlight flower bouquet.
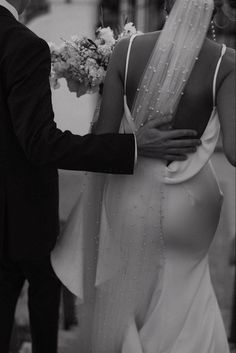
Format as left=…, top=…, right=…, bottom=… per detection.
left=49, top=22, right=138, bottom=97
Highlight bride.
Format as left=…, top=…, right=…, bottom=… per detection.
left=52, top=0, right=235, bottom=352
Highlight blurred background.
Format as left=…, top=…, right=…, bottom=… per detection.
left=11, top=0, right=236, bottom=352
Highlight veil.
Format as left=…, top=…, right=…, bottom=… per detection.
left=132, top=0, right=214, bottom=130
left=51, top=0, right=214, bottom=299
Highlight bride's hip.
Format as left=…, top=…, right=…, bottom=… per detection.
left=104, top=160, right=223, bottom=248
left=163, top=162, right=223, bottom=253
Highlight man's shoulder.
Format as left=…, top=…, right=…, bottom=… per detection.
left=0, top=18, right=50, bottom=85
left=0, top=16, right=48, bottom=57
left=18, top=24, right=47, bottom=49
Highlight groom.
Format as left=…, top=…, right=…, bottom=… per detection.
left=0, top=1, right=201, bottom=352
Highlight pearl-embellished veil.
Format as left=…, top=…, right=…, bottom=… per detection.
left=132, top=0, right=214, bottom=131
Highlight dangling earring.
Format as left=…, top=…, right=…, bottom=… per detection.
left=210, top=20, right=217, bottom=42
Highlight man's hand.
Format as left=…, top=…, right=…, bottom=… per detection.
left=136, top=119, right=201, bottom=161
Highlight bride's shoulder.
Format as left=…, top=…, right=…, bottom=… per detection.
left=203, top=39, right=235, bottom=66
left=115, top=31, right=160, bottom=52
left=113, top=36, right=130, bottom=55
left=223, top=46, right=235, bottom=70
left=134, top=31, right=161, bottom=45
left=110, top=37, right=131, bottom=73
left=202, top=39, right=235, bottom=77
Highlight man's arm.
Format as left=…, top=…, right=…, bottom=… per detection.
left=6, top=31, right=135, bottom=174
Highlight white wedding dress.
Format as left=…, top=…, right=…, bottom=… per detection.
left=51, top=40, right=229, bottom=353
left=51, top=0, right=230, bottom=351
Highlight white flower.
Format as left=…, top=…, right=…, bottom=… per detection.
left=118, top=22, right=138, bottom=39
left=97, top=27, right=116, bottom=45
left=124, top=22, right=137, bottom=35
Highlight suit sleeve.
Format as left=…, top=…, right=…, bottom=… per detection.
left=6, top=33, right=135, bottom=174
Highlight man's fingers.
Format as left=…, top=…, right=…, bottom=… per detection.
left=167, top=139, right=201, bottom=148
left=164, top=129, right=198, bottom=139
left=168, top=139, right=202, bottom=148
left=167, top=147, right=197, bottom=155
left=139, top=149, right=188, bottom=161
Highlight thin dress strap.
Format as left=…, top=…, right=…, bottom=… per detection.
left=124, top=34, right=138, bottom=96
left=213, top=44, right=227, bottom=107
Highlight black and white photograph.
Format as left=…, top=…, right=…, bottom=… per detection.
left=0, top=0, right=235, bottom=352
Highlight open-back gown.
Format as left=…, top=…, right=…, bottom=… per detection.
left=51, top=39, right=230, bottom=353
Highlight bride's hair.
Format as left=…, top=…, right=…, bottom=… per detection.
left=213, top=0, right=224, bottom=15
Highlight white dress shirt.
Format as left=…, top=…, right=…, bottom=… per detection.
left=0, top=0, right=18, bottom=20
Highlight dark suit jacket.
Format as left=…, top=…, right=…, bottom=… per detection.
left=0, top=6, right=135, bottom=260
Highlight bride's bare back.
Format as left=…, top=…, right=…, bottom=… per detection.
left=96, top=32, right=235, bottom=166
left=127, top=33, right=234, bottom=135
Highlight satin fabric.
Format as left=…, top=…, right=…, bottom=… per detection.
left=51, top=43, right=229, bottom=353
left=51, top=99, right=229, bottom=352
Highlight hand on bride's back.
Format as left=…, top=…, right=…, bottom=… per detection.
left=136, top=118, right=201, bottom=162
